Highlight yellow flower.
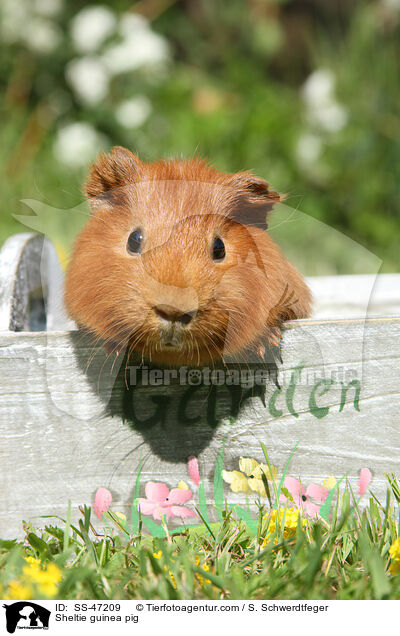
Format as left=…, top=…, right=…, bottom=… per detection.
left=168, top=569, right=177, bottom=589
left=24, top=556, right=41, bottom=568
left=389, top=537, right=400, bottom=559
left=262, top=508, right=306, bottom=546
left=4, top=580, right=33, bottom=600
left=390, top=560, right=400, bottom=575
left=323, top=476, right=337, bottom=490
left=152, top=551, right=177, bottom=588
left=177, top=480, right=189, bottom=490
left=194, top=555, right=211, bottom=585
left=23, top=560, right=62, bottom=597
left=3, top=557, right=62, bottom=600
left=389, top=537, right=400, bottom=575
left=222, top=457, right=278, bottom=497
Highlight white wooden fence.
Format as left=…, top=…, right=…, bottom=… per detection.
left=0, top=233, right=399, bottom=538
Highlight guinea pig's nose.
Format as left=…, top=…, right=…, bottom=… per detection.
left=154, top=304, right=196, bottom=326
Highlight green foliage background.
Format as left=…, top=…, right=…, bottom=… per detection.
left=0, top=0, right=398, bottom=273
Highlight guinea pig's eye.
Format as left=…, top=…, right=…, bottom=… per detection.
left=212, top=236, right=226, bottom=261
left=127, top=228, right=143, bottom=255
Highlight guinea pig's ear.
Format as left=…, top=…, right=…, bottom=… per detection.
left=85, top=146, right=142, bottom=210
left=228, top=172, right=283, bottom=228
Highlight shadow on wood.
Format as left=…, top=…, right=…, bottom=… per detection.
left=1, top=233, right=400, bottom=539
left=68, top=330, right=280, bottom=463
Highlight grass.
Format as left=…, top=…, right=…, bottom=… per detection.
left=1, top=472, right=400, bottom=600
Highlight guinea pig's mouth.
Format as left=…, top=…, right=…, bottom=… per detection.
left=162, top=341, right=179, bottom=349
left=157, top=327, right=186, bottom=350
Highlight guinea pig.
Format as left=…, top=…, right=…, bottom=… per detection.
left=64, top=146, right=311, bottom=367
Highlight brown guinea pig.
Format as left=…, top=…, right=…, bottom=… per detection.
left=64, top=146, right=311, bottom=366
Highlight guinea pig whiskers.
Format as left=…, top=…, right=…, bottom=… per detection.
left=192, top=332, right=201, bottom=367
left=124, top=336, right=141, bottom=390
left=108, top=440, right=148, bottom=485
left=127, top=329, right=147, bottom=353
left=124, top=337, right=142, bottom=387
left=196, top=327, right=222, bottom=369
left=199, top=314, right=252, bottom=365
left=109, top=343, right=127, bottom=375
left=126, top=329, right=154, bottom=371
left=186, top=330, right=200, bottom=367
left=214, top=298, right=248, bottom=319
left=145, top=333, right=153, bottom=364
left=84, top=333, right=112, bottom=375
left=97, top=330, right=131, bottom=391
left=204, top=340, right=220, bottom=369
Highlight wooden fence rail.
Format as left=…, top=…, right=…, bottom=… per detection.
left=0, top=233, right=399, bottom=538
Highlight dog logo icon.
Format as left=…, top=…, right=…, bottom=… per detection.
left=2, top=602, right=50, bottom=633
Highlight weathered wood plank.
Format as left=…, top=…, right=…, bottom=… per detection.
left=0, top=317, right=399, bottom=538
left=1, top=234, right=399, bottom=537
left=307, top=273, right=400, bottom=318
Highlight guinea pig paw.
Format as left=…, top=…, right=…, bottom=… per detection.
left=256, top=341, right=266, bottom=361
left=265, top=326, right=282, bottom=348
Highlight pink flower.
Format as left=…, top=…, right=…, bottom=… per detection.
left=138, top=482, right=196, bottom=521
left=187, top=456, right=200, bottom=487
left=94, top=487, right=112, bottom=520
left=359, top=468, right=372, bottom=496
left=280, top=476, right=329, bottom=518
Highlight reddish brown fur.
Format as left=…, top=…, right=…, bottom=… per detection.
left=65, top=147, right=311, bottom=366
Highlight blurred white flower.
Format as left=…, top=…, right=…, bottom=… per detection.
left=383, top=0, right=400, bottom=9
left=119, top=12, right=149, bottom=36
left=115, top=96, right=152, bottom=128
left=66, top=57, right=110, bottom=105
left=53, top=122, right=107, bottom=168
left=296, top=133, right=323, bottom=165
left=302, top=69, right=335, bottom=106
left=33, top=0, right=63, bottom=17
left=25, top=17, right=62, bottom=53
left=311, top=102, right=348, bottom=133
left=71, top=5, right=117, bottom=53
left=103, top=14, right=169, bottom=74
left=302, top=68, right=348, bottom=133
left=0, top=0, right=30, bottom=43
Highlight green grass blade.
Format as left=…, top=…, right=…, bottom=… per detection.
left=198, top=480, right=211, bottom=527
left=235, top=506, right=257, bottom=535
left=194, top=506, right=216, bottom=539
left=213, top=442, right=225, bottom=521
left=260, top=442, right=279, bottom=503
left=63, top=499, right=71, bottom=554
left=319, top=476, right=344, bottom=522
left=142, top=518, right=166, bottom=538
left=276, top=441, right=299, bottom=503
left=130, top=458, right=142, bottom=534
